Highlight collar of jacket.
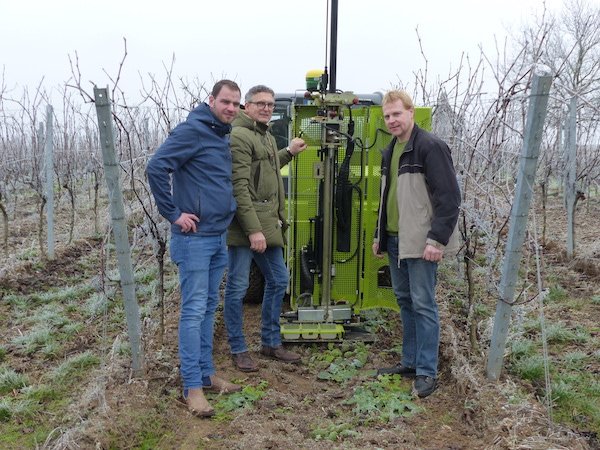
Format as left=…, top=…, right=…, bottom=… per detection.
left=384, top=122, right=421, bottom=155
left=233, top=110, right=269, bottom=135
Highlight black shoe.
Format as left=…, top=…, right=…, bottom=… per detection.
left=413, top=375, right=436, bottom=398
left=377, top=363, right=416, bottom=378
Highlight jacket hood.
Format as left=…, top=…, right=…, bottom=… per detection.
left=232, top=110, right=268, bottom=135
left=188, top=102, right=232, bottom=137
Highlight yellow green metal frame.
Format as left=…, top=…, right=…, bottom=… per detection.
left=284, top=103, right=433, bottom=317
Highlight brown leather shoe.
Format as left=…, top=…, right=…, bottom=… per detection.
left=203, top=374, right=242, bottom=394
left=260, top=345, right=301, bottom=363
left=183, top=388, right=214, bottom=417
left=232, top=352, right=259, bottom=372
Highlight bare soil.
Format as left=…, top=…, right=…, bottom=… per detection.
left=1, top=193, right=599, bottom=449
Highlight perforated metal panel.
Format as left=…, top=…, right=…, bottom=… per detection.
left=286, top=103, right=432, bottom=314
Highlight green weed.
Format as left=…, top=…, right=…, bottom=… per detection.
left=359, top=309, right=397, bottom=334
left=309, top=342, right=372, bottom=384
left=211, top=380, right=270, bottom=421
left=310, top=420, right=361, bottom=441
left=343, top=375, right=422, bottom=423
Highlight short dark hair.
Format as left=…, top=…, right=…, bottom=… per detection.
left=245, top=85, right=274, bottom=103
left=212, top=79, right=241, bottom=98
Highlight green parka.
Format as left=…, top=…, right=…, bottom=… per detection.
left=226, top=110, right=293, bottom=247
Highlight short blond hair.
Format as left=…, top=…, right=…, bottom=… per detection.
left=382, top=90, right=414, bottom=109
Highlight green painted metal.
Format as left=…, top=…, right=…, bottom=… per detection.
left=284, top=103, right=432, bottom=315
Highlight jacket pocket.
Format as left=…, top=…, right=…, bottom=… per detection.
left=253, top=200, right=284, bottom=246
left=253, top=163, right=262, bottom=193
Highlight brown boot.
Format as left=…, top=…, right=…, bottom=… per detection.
left=203, top=374, right=242, bottom=394
left=183, top=388, right=214, bottom=417
left=232, top=352, right=259, bottom=372
left=260, top=345, right=301, bottom=363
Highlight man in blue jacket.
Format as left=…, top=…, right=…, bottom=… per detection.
left=373, top=90, right=461, bottom=398
left=147, top=79, right=242, bottom=417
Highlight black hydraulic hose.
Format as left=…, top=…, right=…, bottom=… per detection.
left=335, top=183, right=362, bottom=264
left=335, top=110, right=355, bottom=252
left=300, top=244, right=315, bottom=295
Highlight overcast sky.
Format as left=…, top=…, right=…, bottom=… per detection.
left=1, top=0, right=564, bottom=105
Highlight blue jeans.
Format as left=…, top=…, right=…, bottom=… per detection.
left=387, top=235, right=439, bottom=378
left=224, top=246, right=289, bottom=353
left=170, top=232, right=227, bottom=390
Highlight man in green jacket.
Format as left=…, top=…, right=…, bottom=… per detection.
left=224, top=85, right=307, bottom=372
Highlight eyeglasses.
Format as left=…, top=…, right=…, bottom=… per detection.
left=248, top=101, right=275, bottom=110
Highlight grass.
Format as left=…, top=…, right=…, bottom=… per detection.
left=545, top=285, right=568, bottom=303
left=51, top=351, right=101, bottom=384
left=29, top=285, right=96, bottom=305
left=12, top=326, right=56, bottom=355
left=545, top=322, right=579, bottom=343
left=1, top=187, right=598, bottom=448
left=0, top=397, right=36, bottom=423
left=0, top=366, right=29, bottom=394
left=21, top=384, right=60, bottom=402
left=549, top=375, right=600, bottom=430
left=506, top=284, right=600, bottom=435
left=509, top=348, right=546, bottom=382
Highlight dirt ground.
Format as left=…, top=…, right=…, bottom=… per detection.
left=1, top=193, right=599, bottom=449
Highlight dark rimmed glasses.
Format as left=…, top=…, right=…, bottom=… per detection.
left=248, top=101, right=276, bottom=110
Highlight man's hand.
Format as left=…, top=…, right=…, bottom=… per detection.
left=249, top=231, right=267, bottom=253
left=372, top=242, right=384, bottom=258
left=174, top=212, right=200, bottom=233
left=289, top=137, right=308, bottom=156
left=423, top=244, right=443, bottom=262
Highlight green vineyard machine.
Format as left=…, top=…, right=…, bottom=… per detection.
left=272, top=81, right=432, bottom=342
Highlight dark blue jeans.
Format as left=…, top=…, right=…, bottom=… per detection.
left=224, top=246, right=288, bottom=353
left=170, top=232, right=227, bottom=390
left=387, top=235, right=440, bottom=378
